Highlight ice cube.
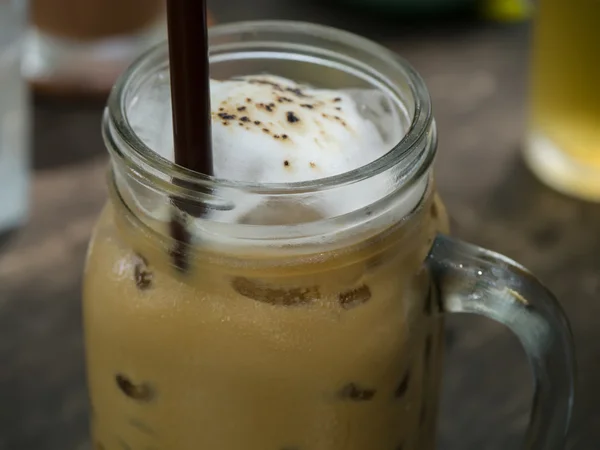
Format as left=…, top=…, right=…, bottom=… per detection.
left=231, top=277, right=320, bottom=306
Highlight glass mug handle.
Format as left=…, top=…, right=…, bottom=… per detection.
left=427, top=234, right=575, bottom=449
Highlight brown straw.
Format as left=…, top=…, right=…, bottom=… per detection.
left=166, top=0, right=213, bottom=271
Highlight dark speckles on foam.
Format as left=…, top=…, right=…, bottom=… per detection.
left=287, top=111, right=301, bottom=123
left=218, top=112, right=236, bottom=120
left=319, top=112, right=347, bottom=127
left=334, top=115, right=348, bottom=127
left=212, top=78, right=312, bottom=140
left=257, top=102, right=276, bottom=112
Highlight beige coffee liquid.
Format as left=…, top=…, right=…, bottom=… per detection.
left=84, top=191, right=448, bottom=450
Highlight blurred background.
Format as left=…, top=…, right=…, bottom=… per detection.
left=0, top=0, right=598, bottom=449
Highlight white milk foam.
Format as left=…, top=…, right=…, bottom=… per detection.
left=210, top=75, right=396, bottom=183
left=128, top=75, right=427, bottom=226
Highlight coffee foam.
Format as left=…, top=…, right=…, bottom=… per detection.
left=128, top=75, right=426, bottom=226
left=209, top=75, right=399, bottom=183
left=207, top=75, right=424, bottom=223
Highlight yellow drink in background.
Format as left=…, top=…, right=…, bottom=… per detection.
left=524, top=0, right=600, bottom=201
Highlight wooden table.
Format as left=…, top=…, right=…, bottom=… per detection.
left=1, top=1, right=598, bottom=449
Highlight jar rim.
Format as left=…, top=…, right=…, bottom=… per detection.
left=104, top=20, right=434, bottom=196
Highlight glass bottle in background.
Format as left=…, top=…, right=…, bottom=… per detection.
left=22, top=0, right=167, bottom=96
left=0, top=0, right=30, bottom=243
left=524, top=0, right=600, bottom=201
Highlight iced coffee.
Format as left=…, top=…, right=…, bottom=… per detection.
left=82, top=20, right=576, bottom=450
left=83, top=17, right=451, bottom=447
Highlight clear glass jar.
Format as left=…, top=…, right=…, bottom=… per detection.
left=0, top=0, right=30, bottom=241
left=84, top=21, right=574, bottom=450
